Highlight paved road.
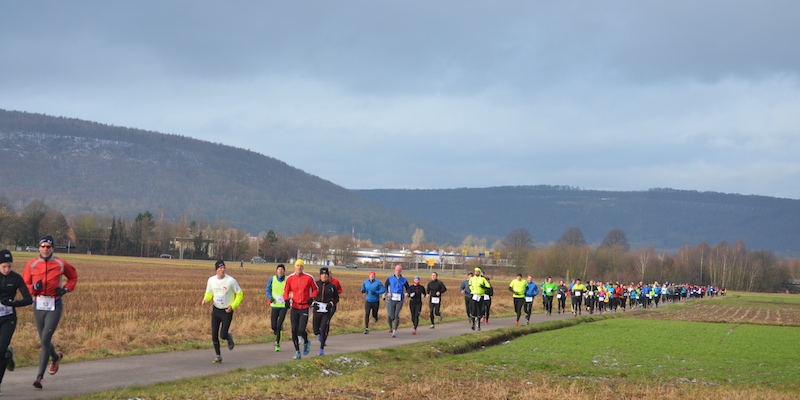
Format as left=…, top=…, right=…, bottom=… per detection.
left=1, top=312, right=576, bottom=399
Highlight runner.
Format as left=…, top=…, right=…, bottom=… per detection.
left=0, top=249, right=33, bottom=395
left=265, top=264, right=288, bottom=351
left=523, top=275, right=539, bottom=324
left=407, top=276, right=426, bottom=334
left=385, top=265, right=409, bottom=338
left=509, top=274, right=527, bottom=326
left=360, top=271, right=385, bottom=334
left=584, top=280, right=598, bottom=314
left=556, top=280, right=567, bottom=314
left=426, top=272, right=447, bottom=329
left=571, top=279, right=586, bottom=316
left=312, top=268, right=339, bottom=355
left=482, top=278, right=494, bottom=325
left=201, top=260, right=243, bottom=364
left=459, top=272, right=473, bottom=320
left=541, top=277, right=557, bottom=315
left=468, top=268, right=491, bottom=331
left=23, top=235, right=78, bottom=389
left=283, top=259, right=318, bottom=360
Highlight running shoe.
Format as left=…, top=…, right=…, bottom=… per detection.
left=364, top=328, right=369, bottom=334
left=373, top=317, right=378, bottom=323
left=388, top=329, right=393, bottom=333
left=294, top=351, right=302, bottom=360
left=412, top=328, right=416, bottom=335
left=303, top=341, right=310, bottom=355
left=6, top=346, right=14, bottom=371
left=33, top=378, right=43, bottom=389
left=391, top=330, right=397, bottom=338
left=212, top=355, right=222, bottom=364
left=438, top=315, right=442, bottom=322
left=48, top=351, right=63, bottom=375
left=430, top=324, right=435, bottom=329
left=227, top=332, right=235, bottom=350
left=317, top=334, right=322, bottom=343
left=514, top=321, right=519, bottom=326
left=485, top=320, right=489, bottom=325
left=477, top=322, right=481, bottom=331
left=275, top=344, right=281, bottom=352
left=526, top=320, right=530, bottom=325
left=318, top=349, right=325, bottom=356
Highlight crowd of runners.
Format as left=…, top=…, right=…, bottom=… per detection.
left=0, top=242, right=724, bottom=395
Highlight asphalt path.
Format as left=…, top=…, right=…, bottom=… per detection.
left=1, top=311, right=576, bottom=399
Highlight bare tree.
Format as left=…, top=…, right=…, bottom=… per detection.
left=557, top=227, right=587, bottom=247
left=21, top=199, right=49, bottom=245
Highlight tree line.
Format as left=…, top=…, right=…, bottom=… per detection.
left=1, top=197, right=797, bottom=293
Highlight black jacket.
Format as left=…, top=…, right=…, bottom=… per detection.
left=0, top=271, right=33, bottom=313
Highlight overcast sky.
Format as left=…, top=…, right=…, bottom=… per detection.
left=2, top=1, right=799, bottom=199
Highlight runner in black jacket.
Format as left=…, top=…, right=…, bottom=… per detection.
left=0, top=250, right=33, bottom=395
left=426, top=272, right=447, bottom=328
left=408, top=276, right=427, bottom=335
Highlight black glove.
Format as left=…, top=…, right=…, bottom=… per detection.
left=361, top=289, right=367, bottom=294
left=370, top=291, right=377, bottom=296
left=33, top=280, right=43, bottom=291
left=57, top=287, right=69, bottom=296
left=480, top=284, right=488, bottom=290
left=0, top=298, right=13, bottom=307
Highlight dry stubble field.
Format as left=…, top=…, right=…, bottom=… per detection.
left=8, top=253, right=517, bottom=365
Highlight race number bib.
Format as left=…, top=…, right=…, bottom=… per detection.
left=546, top=288, right=553, bottom=293
left=316, top=302, right=328, bottom=313
left=472, top=294, right=481, bottom=301
left=0, top=304, right=13, bottom=317
left=574, top=292, right=582, bottom=297
left=557, top=294, right=562, bottom=299
left=274, top=295, right=285, bottom=304
left=525, top=296, right=533, bottom=303
left=599, top=296, right=605, bottom=301
left=36, top=296, right=55, bottom=311
left=391, top=293, right=401, bottom=301
left=588, top=291, right=594, bottom=296
left=213, top=294, right=227, bottom=307
left=483, top=295, right=490, bottom=300
left=431, top=297, right=440, bottom=304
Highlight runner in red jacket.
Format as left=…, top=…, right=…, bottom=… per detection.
left=283, top=260, right=318, bottom=360
left=23, top=235, right=78, bottom=390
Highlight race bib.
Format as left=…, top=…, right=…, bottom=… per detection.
left=588, top=291, right=594, bottom=296
left=574, top=292, right=582, bottom=297
left=472, top=294, right=481, bottom=301
left=316, top=302, right=328, bottom=313
left=525, top=296, right=533, bottom=303
left=546, top=288, right=553, bottom=293
left=431, top=297, right=440, bottom=304
left=391, top=293, right=401, bottom=301
left=274, top=295, right=285, bottom=304
left=557, top=294, right=562, bottom=299
left=0, top=304, right=13, bottom=317
left=483, top=295, right=490, bottom=300
left=36, top=296, right=55, bottom=311
left=213, top=294, right=227, bottom=307
left=599, top=296, right=605, bottom=301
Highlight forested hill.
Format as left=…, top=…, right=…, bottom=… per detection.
left=357, top=186, right=800, bottom=255
left=0, top=109, right=456, bottom=244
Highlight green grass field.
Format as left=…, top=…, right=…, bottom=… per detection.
left=72, top=293, right=800, bottom=399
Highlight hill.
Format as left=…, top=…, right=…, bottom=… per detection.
left=0, top=109, right=457, bottom=244
left=357, top=186, right=800, bottom=254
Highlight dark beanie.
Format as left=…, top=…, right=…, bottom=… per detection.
left=0, top=249, right=11, bottom=264
left=320, top=267, right=330, bottom=275
left=39, top=236, right=54, bottom=246
left=276, top=264, right=285, bottom=271
left=215, top=260, right=225, bottom=269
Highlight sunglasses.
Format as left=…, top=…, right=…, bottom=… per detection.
left=40, top=245, right=53, bottom=249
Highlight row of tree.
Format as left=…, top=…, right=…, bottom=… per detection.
left=1, top=198, right=797, bottom=292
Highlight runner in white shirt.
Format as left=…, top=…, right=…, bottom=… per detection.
left=201, top=260, right=243, bottom=364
